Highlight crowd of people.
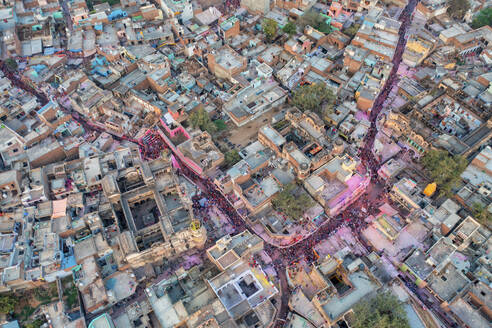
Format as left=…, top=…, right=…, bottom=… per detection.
left=170, top=126, right=388, bottom=268
left=133, top=0, right=418, bottom=275
left=139, top=129, right=166, bottom=160
left=223, top=0, right=240, bottom=12
left=269, top=0, right=420, bottom=268
left=179, top=162, right=247, bottom=234
left=359, top=0, right=416, bottom=180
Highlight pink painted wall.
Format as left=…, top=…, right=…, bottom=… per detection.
left=328, top=174, right=370, bottom=216
left=157, top=121, right=203, bottom=176
left=160, top=118, right=191, bottom=139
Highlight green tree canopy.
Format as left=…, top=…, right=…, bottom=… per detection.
left=297, top=9, right=332, bottom=34
left=64, top=283, right=79, bottom=309
left=292, top=82, right=336, bottom=117
left=272, top=183, right=314, bottom=220
left=352, top=292, right=410, bottom=328
left=471, top=7, right=492, bottom=29
left=213, top=119, right=227, bottom=132
left=447, top=0, right=470, bottom=20
left=343, top=23, right=361, bottom=38
left=224, top=150, right=241, bottom=167
left=282, top=22, right=297, bottom=37
left=4, top=58, right=17, bottom=72
left=421, top=149, right=467, bottom=197
left=0, top=295, right=18, bottom=314
left=190, top=108, right=217, bottom=134
left=262, top=18, right=278, bottom=41
left=472, top=202, right=492, bottom=228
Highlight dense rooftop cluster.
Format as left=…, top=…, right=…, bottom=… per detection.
left=0, top=0, right=491, bottom=328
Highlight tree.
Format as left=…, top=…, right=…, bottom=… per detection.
left=64, top=283, right=79, bottom=309
left=472, top=202, right=492, bottom=227
left=282, top=22, right=297, bottom=37
left=86, top=0, right=94, bottom=11
left=262, top=18, right=278, bottom=41
left=4, top=58, right=17, bottom=72
left=213, top=119, right=228, bottom=132
left=343, top=23, right=361, bottom=38
left=297, top=9, right=332, bottom=34
left=447, top=0, right=470, bottom=20
left=471, top=7, right=492, bottom=29
left=0, top=295, right=18, bottom=314
left=352, top=292, right=410, bottom=328
left=224, top=150, right=241, bottom=167
left=272, top=183, right=314, bottom=220
left=421, top=149, right=467, bottom=197
left=190, top=108, right=217, bottom=134
left=292, top=82, right=336, bottom=116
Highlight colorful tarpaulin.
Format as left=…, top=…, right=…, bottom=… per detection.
left=423, top=182, right=437, bottom=197
left=52, top=198, right=68, bottom=219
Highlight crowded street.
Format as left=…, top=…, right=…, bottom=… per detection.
left=164, top=0, right=461, bottom=326
left=0, top=0, right=465, bottom=326
left=146, top=1, right=432, bottom=326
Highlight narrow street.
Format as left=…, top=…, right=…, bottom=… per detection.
left=267, top=0, right=423, bottom=324
left=60, top=0, right=73, bottom=32
left=0, top=62, right=138, bottom=145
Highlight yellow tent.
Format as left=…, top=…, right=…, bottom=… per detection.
left=444, top=63, right=456, bottom=69
left=423, top=182, right=437, bottom=197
